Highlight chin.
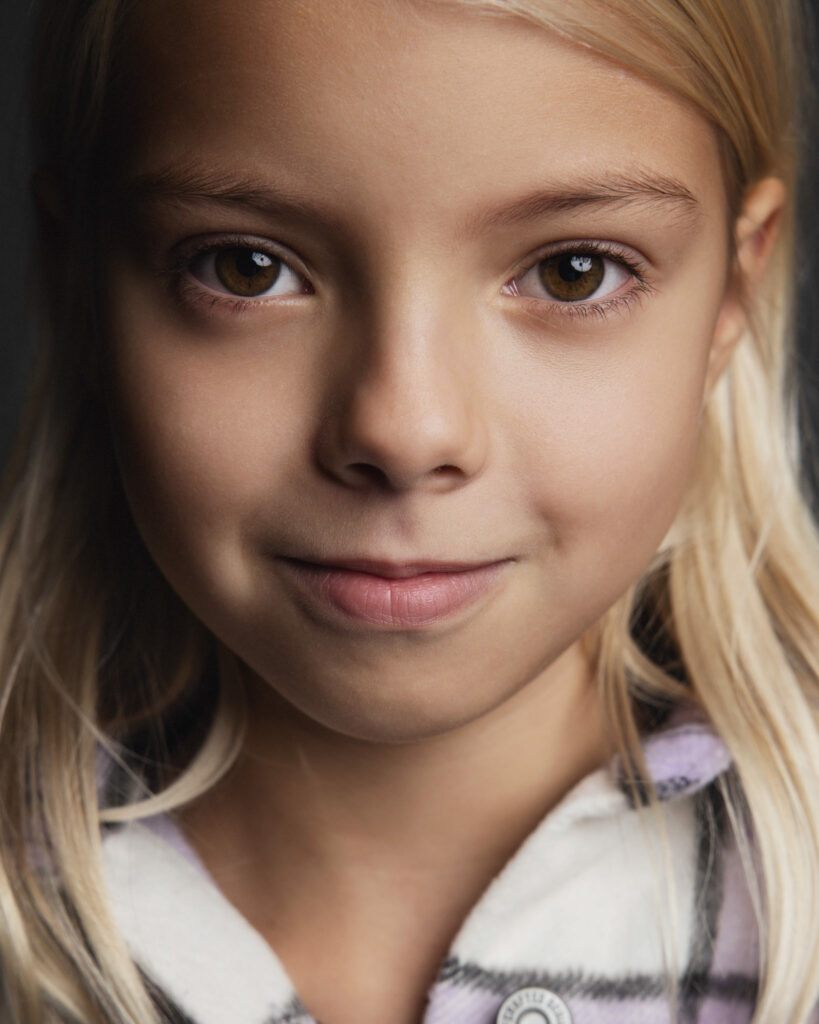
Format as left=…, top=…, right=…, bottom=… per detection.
left=239, top=656, right=521, bottom=746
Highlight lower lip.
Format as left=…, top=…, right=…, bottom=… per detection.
left=280, top=559, right=509, bottom=628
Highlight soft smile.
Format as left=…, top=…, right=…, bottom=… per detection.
left=278, top=557, right=512, bottom=629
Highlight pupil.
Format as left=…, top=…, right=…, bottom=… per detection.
left=236, top=250, right=273, bottom=278
left=214, top=248, right=282, bottom=296
left=559, top=254, right=593, bottom=282
left=538, top=251, right=605, bottom=301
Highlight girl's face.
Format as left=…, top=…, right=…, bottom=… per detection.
left=106, top=0, right=741, bottom=742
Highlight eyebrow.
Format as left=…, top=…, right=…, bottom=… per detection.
left=465, top=171, right=700, bottom=233
left=126, top=165, right=347, bottom=230
left=125, top=163, right=701, bottom=234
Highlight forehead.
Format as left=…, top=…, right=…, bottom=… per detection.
left=119, top=0, right=725, bottom=233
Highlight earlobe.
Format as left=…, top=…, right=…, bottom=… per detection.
left=705, top=176, right=786, bottom=392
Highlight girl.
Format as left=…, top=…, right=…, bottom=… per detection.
left=2, top=0, right=818, bottom=1022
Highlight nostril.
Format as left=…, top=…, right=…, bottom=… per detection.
left=347, top=462, right=392, bottom=487
left=337, top=461, right=463, bottom=491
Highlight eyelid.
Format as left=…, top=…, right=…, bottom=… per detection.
left=171, top=233, right=314, bottom=300
left=507, top=239, right=647, bottom=290
left=166, top=233, right=652, bottom=322
left=503, top=238, right=652, bottom=320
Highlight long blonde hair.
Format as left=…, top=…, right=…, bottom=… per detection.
left=1, top=0, right=818, bottom=1020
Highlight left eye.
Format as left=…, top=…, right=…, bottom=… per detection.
left=514, top=251, right=631, bottom=303
left=189, top=247, right=307, bottom=298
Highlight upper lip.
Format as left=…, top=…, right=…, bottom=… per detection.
left=283, top=556, right=507, bottom=579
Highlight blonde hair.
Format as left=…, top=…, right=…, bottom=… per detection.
left=1, top=0, right=818, bottom=1020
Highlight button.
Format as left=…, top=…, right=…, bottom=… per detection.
left=495, top=986, right=573, bottom=1024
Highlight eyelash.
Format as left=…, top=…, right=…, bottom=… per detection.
left=506, top=240, right=652, bottom=323
left=169, top=235, right=312, bottom=317
left=169, top=236, right=651, bottom=322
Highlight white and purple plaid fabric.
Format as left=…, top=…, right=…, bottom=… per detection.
left=101, top=713, right=810, bottom=1024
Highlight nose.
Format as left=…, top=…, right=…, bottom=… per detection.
left=314, top=294, right=489, bottom=493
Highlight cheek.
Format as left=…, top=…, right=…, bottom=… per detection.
left=105, top=300, right=316, bottom=599
left=513, top=298, right=720, bottom=588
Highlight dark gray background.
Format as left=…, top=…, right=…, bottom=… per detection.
left=0, top=1, right=37, bottom=464
left=2, top=3, right=818, bottom=499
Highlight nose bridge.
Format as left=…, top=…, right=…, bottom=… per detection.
left=315, top=263, right=489, bottom=492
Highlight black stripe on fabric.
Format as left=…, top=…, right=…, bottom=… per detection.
left=276, top=995, right=318, bottom=1022
left=143, top=973, right=198, bottom=1024
left=617, top=763, right=704, bottom=809
left=679, top=784, right=728, bottom=1023
left=438, top=958, right=757, bottom=1004
left=144, top=978, right=314, bottom=1024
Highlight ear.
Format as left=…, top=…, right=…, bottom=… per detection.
left=705, top=176, right=786, bottom=391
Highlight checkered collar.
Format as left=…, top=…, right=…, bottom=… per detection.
left=101, top=708, right=735, bottom=1024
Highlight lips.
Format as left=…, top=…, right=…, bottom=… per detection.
left=278, top=557, right=510, bottom=628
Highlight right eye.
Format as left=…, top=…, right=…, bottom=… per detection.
left=189, top=246, right=309, bottom=298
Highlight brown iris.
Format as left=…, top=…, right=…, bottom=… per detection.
left=214, top=248, right=282, bottom=297
left=538, top=252, right=605, bottom=301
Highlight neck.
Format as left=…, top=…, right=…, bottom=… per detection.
left=182, top=638, right=608, bottom=888
left=178, top=640, right=610, bottom=1023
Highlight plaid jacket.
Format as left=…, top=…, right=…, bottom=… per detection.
left=100, top=716, right=807, bottom=1024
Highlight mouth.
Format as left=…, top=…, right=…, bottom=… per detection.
left=277, top=556, right=511, bottom=628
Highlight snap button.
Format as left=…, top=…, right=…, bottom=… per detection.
left=495, top=986, right=573, bottom=1024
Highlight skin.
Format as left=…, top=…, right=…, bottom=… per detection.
left=100, top=1, right=784, bottom=1021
